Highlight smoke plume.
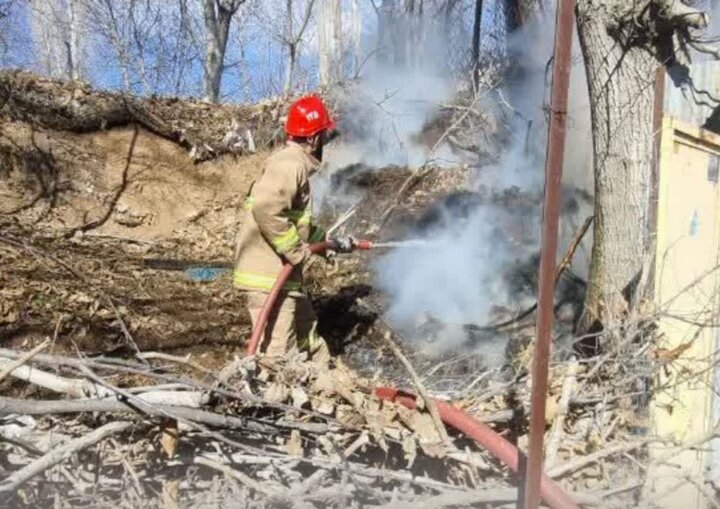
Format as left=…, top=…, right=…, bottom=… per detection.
left=322, top=7, right=593, bottom=357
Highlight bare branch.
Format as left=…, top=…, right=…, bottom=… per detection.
left=293, top=0, right=317, bottom=45
left=0, top=421, right=132, bottom=493
left=687, top=39, right=720, bottom=60
left=658, top=0, right=709, bottom=31
left=0, top=339, right=50, bottom=384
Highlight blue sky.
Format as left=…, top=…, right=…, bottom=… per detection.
left=0, top=0, right=502, bottom=103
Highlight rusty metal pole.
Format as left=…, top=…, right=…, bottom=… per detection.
left=523, top=0, right=576, bottom=508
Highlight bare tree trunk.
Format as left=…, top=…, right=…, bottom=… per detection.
left=471, top=0, right=483, bottom=88
left=331, top=0, right=342, bottom=79
left=280, top=0, right=316, bottom=95
left=30, top=0, right=69, bottom=78
left=67, top=0, right=81, bottom=80
left=318, top=0, right=342, bottom=88
left=576, top=2, right=658, bottom=334
left=128, top=0, right=151, bottom=93
left=203, top=0, right=223, bottom=102
left=318, top=0, right=329, bottom=85
left=283, top=0, right=295, bottom=95
left=203, top=0, right=244, bottom=103
left=175, top=0, right=195, bottom=95
left=502, top=0, right=522, bottom=34
left=443, top=0, right=460, bottom=35
left=374, top=0, right=395, bottom=65
left=402, top=0, right=423, bottom=68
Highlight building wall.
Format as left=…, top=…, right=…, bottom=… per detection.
left=649, top=117, right=720, bottom=508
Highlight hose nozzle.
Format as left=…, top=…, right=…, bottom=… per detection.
left=354, top=240, right=373, bottom=250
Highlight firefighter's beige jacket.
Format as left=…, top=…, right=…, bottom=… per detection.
left=234, top=142, right=325, bottom=293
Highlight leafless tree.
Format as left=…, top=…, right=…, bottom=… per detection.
left=317, top=0, right=341, bottom=88
left=577, top=0, right=718, bottom=335
left=85, top=1, right=135, bottom=90
left=173, top=0, right=203, bottom=95
left=29, top=0, right=86, bottom=80
left=252, top=0, right=316, bottom=96
left=85, top=1, right=201, bottom=95
left=203, top=0, right=247, bottom=102
left=285, top=0, right=317, bottom=95
left=67, top=0, right=82, bottom=79
left=348, top=0, right=361, bottom=77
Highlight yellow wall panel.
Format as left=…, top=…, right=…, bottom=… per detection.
left=649, top=118, right=720, bottom=509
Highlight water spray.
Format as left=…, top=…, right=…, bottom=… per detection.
left=361, top=239, right=433, bottom=249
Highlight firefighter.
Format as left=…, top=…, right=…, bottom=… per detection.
left=234, top=95, right=352, bottom=363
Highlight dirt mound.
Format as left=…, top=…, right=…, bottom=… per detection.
left=1, top=120, right=268, bottom=250
left=0, top=87, right=269, bottom=352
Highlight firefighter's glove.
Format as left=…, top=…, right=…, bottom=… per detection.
left=327, top=236, right=356, bottom=255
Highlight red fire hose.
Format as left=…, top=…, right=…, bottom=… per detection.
left=245, top=241, right=578, bottom=509
left=374, top=388, right=578, bottom=509
left=245, top=240, right=372, bottom=356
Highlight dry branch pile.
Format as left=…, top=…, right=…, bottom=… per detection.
left=0, top=71, right=282, bottom=161
left=0, top=309, right=681, bottom=509
left=1, top=152, right=662, bottom=507
left=0, top=347, right=510, bottom=508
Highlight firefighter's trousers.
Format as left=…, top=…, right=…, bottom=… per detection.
left=246, top=291, right=330, bottom=363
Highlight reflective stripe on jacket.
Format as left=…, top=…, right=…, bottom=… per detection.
left=234, top=142, right=326, bottom=293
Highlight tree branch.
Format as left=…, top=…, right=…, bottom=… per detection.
left=687, top=40, right=720, bottom=60
left=659, top=0, right=709, bottom=31
left=0, top=421, right=132, bottom=493
left=0, top=395, right=301, bottom=434
left=0, top=339, right=50, bottom=384
left=294, top=0, right=317, bottom=44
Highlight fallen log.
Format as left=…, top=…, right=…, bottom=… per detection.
left=0, top=358, right=208, bottom=406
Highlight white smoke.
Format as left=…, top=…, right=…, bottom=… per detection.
left=372, top=8, right=594, bottom=356
left=326, top=67, right=454, bottom=169
left=320, top=3, right=461, bottom=171
left=314, top=9, right=459, bottom=212
left=374, top=201, right=539, bottom=360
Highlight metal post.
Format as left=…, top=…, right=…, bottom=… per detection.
left=522, top=1, right=576, bottom=508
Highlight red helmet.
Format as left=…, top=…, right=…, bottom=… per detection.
left=285, top=95, right=336, bottom=137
